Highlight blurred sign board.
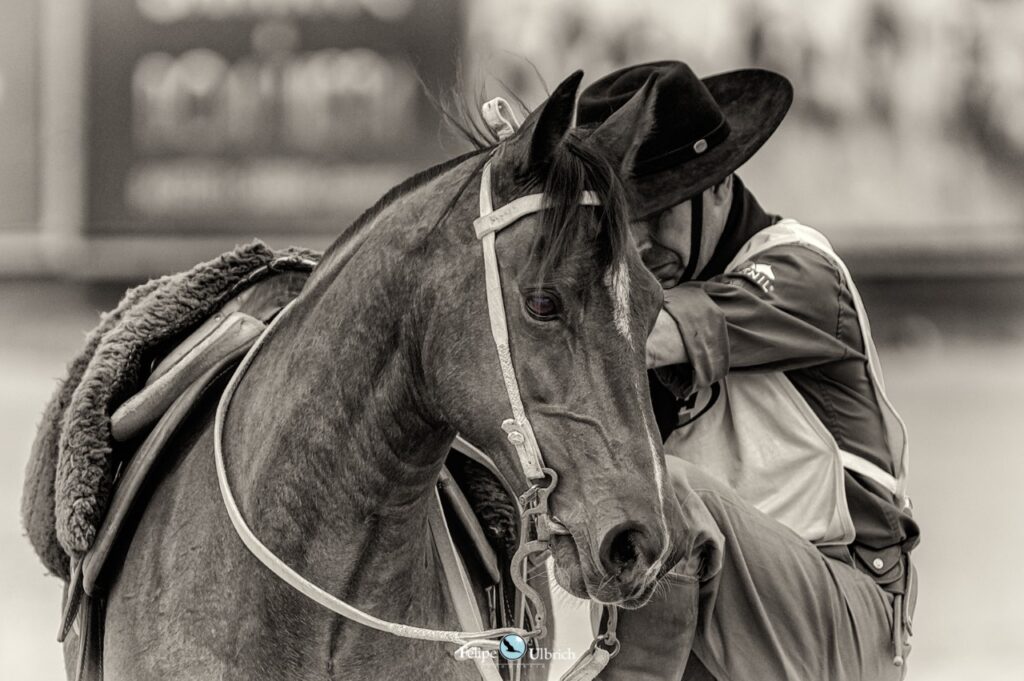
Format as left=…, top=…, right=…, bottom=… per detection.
left=86, top=0, right=464, bottom=236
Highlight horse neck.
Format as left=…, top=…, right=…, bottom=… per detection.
left=223, top=234, right=458, bottom=629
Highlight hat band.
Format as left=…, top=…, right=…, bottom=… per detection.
left=633, top=118, right=731, bottom=176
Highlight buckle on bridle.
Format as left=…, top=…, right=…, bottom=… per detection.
left=508, top=466, right=565, bottom=639
left=595, top=606, right=620, bottom=657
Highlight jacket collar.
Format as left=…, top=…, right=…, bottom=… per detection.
left=696, top=175, right=778, bottom=280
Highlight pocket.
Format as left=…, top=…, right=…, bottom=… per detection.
left=852, top=544, right=904, bottom=587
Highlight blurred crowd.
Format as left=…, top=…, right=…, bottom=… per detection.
left=469, top=0, right=1024, bottom=232
left=471, top=0, right=1024, bottom=157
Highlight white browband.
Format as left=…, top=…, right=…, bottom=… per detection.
left=474, top=191, right=602, bottom=239
left=213, top=158, right=606, bottom=679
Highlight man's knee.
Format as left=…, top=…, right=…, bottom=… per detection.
left=664, top=455, right=818, bottom=584
left=661, top=457, right=729, bottom=580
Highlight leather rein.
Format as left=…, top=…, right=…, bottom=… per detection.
left=213, top=159, right=618, bottom=679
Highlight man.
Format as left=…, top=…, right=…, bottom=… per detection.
left=575, top=62, right=919, bottom=680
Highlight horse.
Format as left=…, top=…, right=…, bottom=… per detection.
left=62, top=71, right=688, bottom=680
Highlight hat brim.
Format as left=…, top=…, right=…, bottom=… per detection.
left=631, top=69, right=793, bottom=220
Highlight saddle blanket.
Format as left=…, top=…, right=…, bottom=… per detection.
left=21, top=241, right=319, bottom=580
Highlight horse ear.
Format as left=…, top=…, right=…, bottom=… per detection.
left=517, top=70, right=584, bottom=173
left=584, top=74, right=658, bottom=177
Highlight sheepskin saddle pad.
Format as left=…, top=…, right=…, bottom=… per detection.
left=21, top=242, right=320, bottom=580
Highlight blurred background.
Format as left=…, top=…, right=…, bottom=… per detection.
left=1, top=0, right=1022, bottom=678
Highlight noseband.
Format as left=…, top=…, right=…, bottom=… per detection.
left=214, top=158, right=617, bottom=680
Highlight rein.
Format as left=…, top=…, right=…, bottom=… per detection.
left=214, top=157, right=617, bottom=680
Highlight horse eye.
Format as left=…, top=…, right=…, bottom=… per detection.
left=524, top=293, right=560, bottom=320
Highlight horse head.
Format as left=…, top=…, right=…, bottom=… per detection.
left=425, top=72, right=687, bottom=608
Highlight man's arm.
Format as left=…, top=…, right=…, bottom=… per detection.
left=646, top=244, right=862, bottom=394
left=645, top=309, right=689, bottom=368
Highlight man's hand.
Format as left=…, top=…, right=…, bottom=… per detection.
left=646, top=309, right=687, bottom=368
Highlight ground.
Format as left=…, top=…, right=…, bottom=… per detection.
left=1, top=280, right=1022, bottom=680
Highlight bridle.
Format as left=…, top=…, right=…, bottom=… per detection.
left=213, top=155, right=619, bottom=680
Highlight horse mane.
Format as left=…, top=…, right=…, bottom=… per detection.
left=319, top=90, right=631, bottom=285
left=318, top=148, right=488, bottom=266
left=318, top=73, right=510, bottom=265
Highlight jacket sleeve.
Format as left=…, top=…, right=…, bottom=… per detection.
left=657, top=244, right=863, bottom=395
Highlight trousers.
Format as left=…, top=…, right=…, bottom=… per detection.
left=600, top=456, right=909, bottom=681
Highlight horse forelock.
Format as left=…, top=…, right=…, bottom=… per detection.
left=529, top=134, right=632, bottom=289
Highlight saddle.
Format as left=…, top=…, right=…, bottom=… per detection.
left=60, top=264, right=511, bottom=681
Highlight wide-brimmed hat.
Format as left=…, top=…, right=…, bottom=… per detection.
left=578, top=61, right=793, bottom=219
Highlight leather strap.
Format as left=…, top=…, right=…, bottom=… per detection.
left=428, top=488, right=504, bottom=681
left=451, top=435, right=522, bottom=508
left=144, top=285, right=259, bottom=386
left=481, top=97, right=521, bottom=141
left=86, top=355, right=251, bottom=595
left=680, top=193, right=703, bottom=282
left=475, top=162, right=549, bottom=481
left=560, top=647, right=611, bottom=681
left=438, top=467, right=501, bottom=586
left=839, top=450, right=899, bottom=497
left=74, top=594, right=103, bottom=681
left=111, top=312, right=266, bottom=442
left=58, top=561, right=83, bottom=643
left=474, top=191, right=601, bottom=240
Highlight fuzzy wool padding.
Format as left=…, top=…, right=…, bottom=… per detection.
left=21, top=242, right=320, bottom=580
left=447, top=455, right=520, bottom=559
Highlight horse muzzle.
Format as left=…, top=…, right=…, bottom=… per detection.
left=549, top=517, right=666, bottom=607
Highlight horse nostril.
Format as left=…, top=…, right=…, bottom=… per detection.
left=599, top=522, right=656, bottom=574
